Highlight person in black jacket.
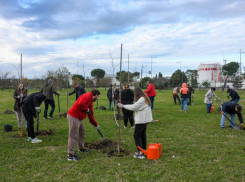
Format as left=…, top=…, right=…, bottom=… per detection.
left=68, top=82, right=86, bottom=100
left=187, top=84, right=194, bottom=104
left=121, top=83, right=134, bottom=128
left=107, top=84, right=114, bottom=110
left=21, top=92, right=46, bottom=143
left=13, top=83, right=28, bottom=135
left=227, top=88, right=240, bottom=103
left=220, top=102, right=244, bottom=128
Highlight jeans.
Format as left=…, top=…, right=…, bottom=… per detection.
left=233, top=99, right=239, bottom=103
left=44, top=99, right=55, bottom=117
left=206, top=103, right=212, bottom=113
left=220, top=106, right=235, bottom=127
left=149, top=96, right=155, bottom=110
left=109, top=100, right=116, bottom=110
left=180, top=98, right=188, bottom=111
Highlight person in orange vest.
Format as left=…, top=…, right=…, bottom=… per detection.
left=144, top=81, right=156, bottom=110
left=179, top=83, right=189, bottom=113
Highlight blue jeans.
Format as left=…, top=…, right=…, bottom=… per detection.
left=180, top=98, right=188, bottom=111
left=149, top=96, right=155, bottom=110
left=206, top=103, right=212, bottom=113
left=109, top=100, right=116, bottom=110
left=220, top=106, right=235, bottom=127
left=233, top=99, right=239, bottom=103
left=44, top=99, right=55, bottom=117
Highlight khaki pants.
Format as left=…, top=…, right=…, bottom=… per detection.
left=67, top=114, right=85, bottom=154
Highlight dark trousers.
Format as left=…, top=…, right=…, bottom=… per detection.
left=188, top=95, right=192, bottom=103
left=44, top=99, right=55, bottom=117
left=22, top=104, right=36, bottom=139
left=122, top=108, right=134, bottom=127
left=173, top=94, right=181, bottom=104
left=134, top=123, right=148, bottom=151
left=149, top=96, right=155, bottom=110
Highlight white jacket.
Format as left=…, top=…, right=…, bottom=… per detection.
left=204, top=89, right=219, bottom=104
left=123, top=97, right=153, bottom=124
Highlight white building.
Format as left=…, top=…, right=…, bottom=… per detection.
left=104, top=74, right=120, bottom=85
left=197, top=62, right=222, bottom=87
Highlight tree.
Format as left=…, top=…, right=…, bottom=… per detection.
left=169, top=69, right=187, bottom=87
left=91, top=68, right=105, bottom=87
left=139, top=77, right=151, bottom=89
left=116, top=70, right=134, bottom=84
left=100, top=77, right=112, bottom=89
left=222, top=62, right=239, bottom=76
left=233, top=75, right=243, bottom=89
left=202, top=80, right=211, bottom=88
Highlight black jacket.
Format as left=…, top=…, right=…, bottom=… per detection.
left=107, top=87, right=113, bottom=101
left=222, top=102, right=243, bottom=123
left=13, top=88, right=27, bottom=111
left=121, top=89, right=134, bottom=105
left=69, top=85, right=86, bottom=100
left=21, top=92, right=46, bottom=118
left=228, top=89, right=240, bottom=101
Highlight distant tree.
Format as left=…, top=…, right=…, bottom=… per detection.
left=169, top=69, right=187, bottom=87
left=222, top=62, right=239, bottom=76
left=91, top=68, right=105, bottom=86
left=100, top=77, right=112, bottom=89
left=139, top=77, right=151, bottom=89
left=72, top=74, right=84, bottom=81
left=233, top=75, right=243, bottom=89
left=202, top=80, right=211, bottom=88
left=116, top=70, right=134, bottom=83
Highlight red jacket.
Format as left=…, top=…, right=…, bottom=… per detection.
left=68, top=92, right=98, bottom=126
left=144, top=84, right=156, bottom=97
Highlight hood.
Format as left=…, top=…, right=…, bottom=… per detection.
left=182, top=83, right=187, bottom=88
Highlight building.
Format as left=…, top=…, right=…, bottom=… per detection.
left=197, top=62, right=222, bottom=87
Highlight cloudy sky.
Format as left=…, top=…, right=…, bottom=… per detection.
left=0, top=0, right=245, bottom=79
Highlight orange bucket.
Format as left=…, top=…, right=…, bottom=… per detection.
left=137, top=143, right=162, bottom=160
left=210, top=106, right=214, bottom=112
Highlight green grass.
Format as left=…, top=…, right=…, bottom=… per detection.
left=1, top=88, right=245, bottom=181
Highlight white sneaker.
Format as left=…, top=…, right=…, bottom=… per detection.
left=31, top=138, right=42, bottom=143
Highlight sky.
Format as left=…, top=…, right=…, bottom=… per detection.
left=0, top=0, right=245, bottom=79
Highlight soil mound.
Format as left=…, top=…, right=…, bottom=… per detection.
left=3, top=109, right=15, bottom=114
left=36, top=129, right=54, bottom=136
left=85, top=139, right=129, bottom=157
left=59, top=113, right=67, bottom=118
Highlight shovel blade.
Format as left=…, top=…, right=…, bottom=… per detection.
left=232, top=124, right=240, bottom=130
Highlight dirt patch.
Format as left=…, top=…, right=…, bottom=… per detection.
left=85, top=139, right=130, bottom=157
left=36, top=129, right=54, bottom=136
left=59, top=113, right=67, bottom=118
left=3, top=109, right=15, bottom=114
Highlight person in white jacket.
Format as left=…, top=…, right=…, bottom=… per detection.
left=118, top=87, right=152, bottom=159
left=204, top=87, right=220, bottom=113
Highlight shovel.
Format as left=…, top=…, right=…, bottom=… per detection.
left=36, top=112, right=40, bottom=136
left=191, top=94, right=194, bottom=105
left=57, top=94, right=61, bottom=118
left=87, top=112, right=104, bottom=140
left=223, top=114, right=240, bottom=130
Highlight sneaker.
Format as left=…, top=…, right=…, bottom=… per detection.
left=179, top=109, right=183, bottom=111
left=78, top=149, right=90, bottom=153
left=48, top=116, right=54, bottom=119
left=134, top=153, right=145, bottom=159
left=135, top=151, right=140, bottom=155
left=31, top=138, right=42, bottom=143
left=67, top=154, right=81, bottom=161
left=27, top=137, right=31, bottom=141
left=124, top=126, right=127, bottom=128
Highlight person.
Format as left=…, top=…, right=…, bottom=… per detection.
left=173, top=86, right=181, bottom=105
left=67, top=89, right=100, bottom=161
left=41, top=79, right=60, bottom=119
left=187, top=84, right=194, bottom=104
left=117, top=87, right=152, bottom=159
left=13, top=83, right=28, bottom=135
left=21, top=92, right=46, bottom=143
left=68, top=82, right=86, bottom=100
left=107, top=84, right=114, bottom=110
left=179, top=83, right=189, bottom=113
left=220, top=102, right=244, bottom=128
left=204, top=87, right=221, bottom=113
left=121, top=83, right=134, bottom=128
left=227, top=88, right=240, bottom=103
left=144, top=81, right=156, bottom=110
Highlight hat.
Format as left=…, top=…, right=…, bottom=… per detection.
left=237, top=105, right=242, bottom=113
left=48, top=79, right=53, bottom=84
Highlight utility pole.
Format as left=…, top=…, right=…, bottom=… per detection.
left=128, top=54, right=129, bottom=84
left=240, top=49, right=244, bottom=79
left=20, top=54, right=22, bottom=83
left=141, top=64, right=143, bottom=88
left=151, top=56, right=156, bottom=79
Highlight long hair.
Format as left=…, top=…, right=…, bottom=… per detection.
left=134, top=87, right=151, bottom=106
left=17, top=84, right=25, bottom=94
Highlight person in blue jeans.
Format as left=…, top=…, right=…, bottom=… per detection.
left=227, top=88, right=240, bottom=103
left=204, top=87, right=221, bottom=113
left=220, top=102, right=244, bottom=128
left=179, top=83, right=189, bottom=114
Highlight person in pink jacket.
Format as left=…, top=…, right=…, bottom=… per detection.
left=144, top=81, right=156, bottom=110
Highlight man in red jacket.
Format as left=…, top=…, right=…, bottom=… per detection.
left=67, top=89, right=100, bottom=161
left=144, top=81, right=156, bottom=110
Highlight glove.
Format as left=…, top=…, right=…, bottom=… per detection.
left=57, top=92, right=60, bottom=96
left=240, top=124, right=245, bottom=130
left=17, top=95, right=21, bottom=99
left=20, top=94, right=23, bottom=97
left=95, top=125, right=99, bottom=130
left=35, top=107, right=41, bottom=113
left=117, top=103, right=124, bottom=108
left=86, top=109, right=91, bottom=115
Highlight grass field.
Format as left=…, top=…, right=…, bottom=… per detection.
left=1, top=88, right=245, bottom=181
